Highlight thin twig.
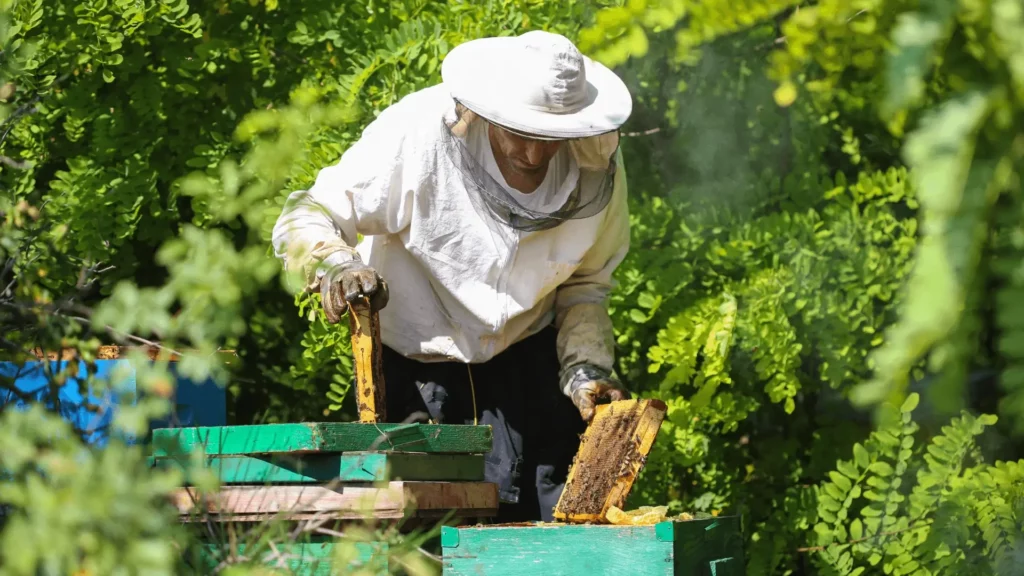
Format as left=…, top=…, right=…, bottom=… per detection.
left=797, top=524, right=921, bottom=553
left=0, top=73, right=70, bottom=149
left=418, top=546, right=443, bottom=562
left=622, top=127, right=661, bottom=137
left=63, top=312, right=184, bottom=358
left=0, top=188, right=73, bottom=296
left=265, top=540, right=292, bottom=570
left=313, top=527, right=346, bottom=539
left=0, top=301, right=187, bottom=368
left=761, top=8, right=870, bottom=50
left=365, top=411, right=431, bottom=452
left=0, top=155, right=30, bottom=169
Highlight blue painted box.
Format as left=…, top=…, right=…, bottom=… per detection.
left=0, top=349, right=228, bottom=446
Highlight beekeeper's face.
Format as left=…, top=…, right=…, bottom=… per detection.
left=488, top=123, right=563, bottom=176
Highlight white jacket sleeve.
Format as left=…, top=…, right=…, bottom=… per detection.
left=272, top=104, right=420, bottom=292
left=554, top=149, right=631, bottom=390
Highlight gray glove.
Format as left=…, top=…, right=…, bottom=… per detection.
left=319, top=260, right=389, bottom=323
left=560, top=363, right=631, bottom=422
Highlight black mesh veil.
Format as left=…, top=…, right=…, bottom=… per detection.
left=438, top=100, right=619, bottom=232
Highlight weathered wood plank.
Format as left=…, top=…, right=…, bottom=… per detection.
left=554, top=398, right=668, bottom=523
left=173, top=481, right=498, bottom=522
left=156, top=452, right=485, bottom=483
left=348, top=300, right=386, bottom=423
left=441, top=516, right=744, bottom=576
left=199, top=541, right=388, bottom=576
left=152, top=422, right=492, bottom=457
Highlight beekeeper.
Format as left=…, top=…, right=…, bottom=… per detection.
left=272, top=30, right=633, bottom=522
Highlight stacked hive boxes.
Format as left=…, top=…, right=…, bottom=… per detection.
left=151, top=421, right=497, bottom=574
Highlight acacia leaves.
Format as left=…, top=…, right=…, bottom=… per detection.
left=0, top=405, right=186, bottom=576
left=760, top=0, right=1024, bottom=440
left=580, top=0, right=1024, bottom=572
left=810, top=393, right=1016, bottom=575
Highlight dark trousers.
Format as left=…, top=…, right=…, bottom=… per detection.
left=382, top=326, right=586, bottom=523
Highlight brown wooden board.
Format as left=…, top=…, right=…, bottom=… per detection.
left=553, top=398, right=668, bottom=523
left=172, top=481, right=498, bottom=522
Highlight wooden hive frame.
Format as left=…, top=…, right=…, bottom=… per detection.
left=348, top=299, right=387, bottom=423
left=553, top=398, right=668, bottom=523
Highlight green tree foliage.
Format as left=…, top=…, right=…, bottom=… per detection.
left=577, top=0, right=1024, bottom=573
left=808, top=394, right=1023, bottom=576
left=1, top=0, right=1023, bottom=574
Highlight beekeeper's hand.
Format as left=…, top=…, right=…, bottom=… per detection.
left=560, top=364, right=631, bottom=422
left=320, top=260, right=389, bottom=323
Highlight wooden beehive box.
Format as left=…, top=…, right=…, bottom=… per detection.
left=440, top=516, right=745, bottom=575
left=151, top=421, right=499, bottom=522
left=196, top=539, right=388, bottom=576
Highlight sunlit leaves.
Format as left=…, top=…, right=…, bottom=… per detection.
left=576, top=0, right=679, bottom=68
left=807, top=395, right=1021, bottom=575
left=882, top=0, right=959, bottom=120
left=0, top=405, right=185, bottom=576
left=856, top=91, right=996, bottom=410
left=761, top=0, right=1024, bottom=442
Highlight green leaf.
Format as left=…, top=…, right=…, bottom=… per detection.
left=819, top=494, right=842, bottom=512
left=637, top=291, right=658, bottom=309
left=629, top=309, right=648, bottom=323
left=861, top=505, right=883, bottom=517
left=774, top=80, right=797, bottom=107
left=824, top=482, right=845, bottom=500
left=869, top=461, right=895, bottom=476
left=900, top=393, right=920, bottom=413
left=829, top=471, right=853, bottom=492
left=819, top=508, right=838, bottom=523
left=850, top=518, right=864, bottom=540
left=837, top=459, right=860, bottom=479
left=867, top=476, right=890, bottom=490
left=853, top=442, right=871, bottom=469
left=883, top=0, right=959, bottom=117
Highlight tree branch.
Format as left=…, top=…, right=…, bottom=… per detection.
left=796, top=523, right=923, bottom=553
left=622, top=127, right=662, bottom=137
left=0, top=300, right=185, bottom=358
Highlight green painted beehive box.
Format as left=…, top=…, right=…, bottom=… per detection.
left=441, top=516, right=744, bottom=576
left=198, top=540, right=388, bottom=575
